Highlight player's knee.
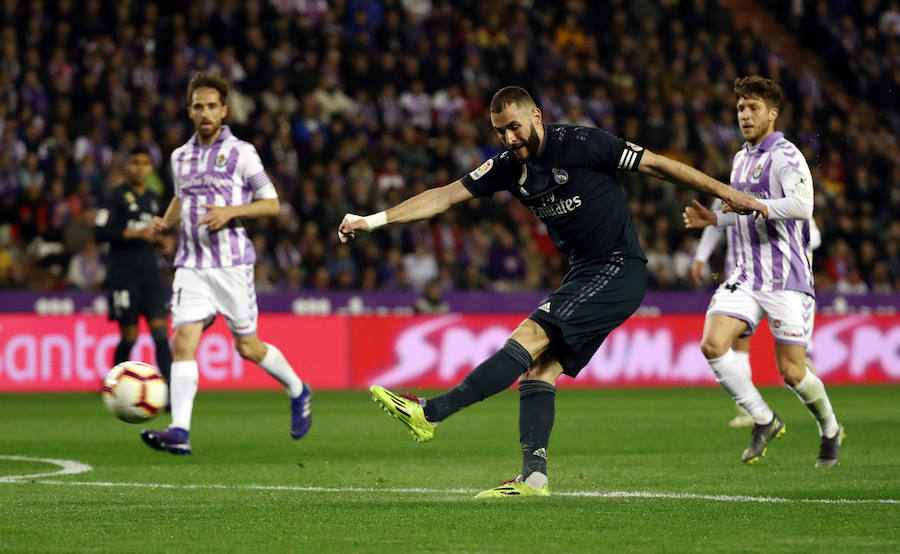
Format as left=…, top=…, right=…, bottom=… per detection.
left=235, top=338, right=265, bottom=362
left=510, top=319, right=549, bottom=358
left=700, top=336, right=729, bottom=360
left=777, top=359, right=806, bottom=386
left=120, top=326, right=139, bottom=342
left=520, top=352, right=562, bottom=383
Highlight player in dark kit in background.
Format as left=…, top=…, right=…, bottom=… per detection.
left=339, top=86, right=768, bottom=498
left=94, top=145, right=172, bottom=383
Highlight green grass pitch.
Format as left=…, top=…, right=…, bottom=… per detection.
left=1, top=386, right=898, bottom=552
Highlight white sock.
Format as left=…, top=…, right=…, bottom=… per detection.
left=170, top=360, right=198, bottom=431
left=732, top=350, right=752, bottom=381
left=259, top=343, right=304, bottom=397
left=791, top=368, right=839, bottom=438
left=524, top=471, right=548, bottom=490
left=732, top=350, right=752, bottom=416
left=708, top=349, right=774, bottom=425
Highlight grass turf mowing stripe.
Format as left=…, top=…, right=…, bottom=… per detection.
left=6, top=478, right=898, bottom=504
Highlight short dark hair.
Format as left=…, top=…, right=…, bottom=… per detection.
left=187, top=72, right=229, bottom=105
left=490, top=86, right=536, bottom=113
left=733, top=76, right=783, bottom=110
left=128, top=144, right=151, bottom=158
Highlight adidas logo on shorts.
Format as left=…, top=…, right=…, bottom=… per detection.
left=538, top=302, right=551, bottom=313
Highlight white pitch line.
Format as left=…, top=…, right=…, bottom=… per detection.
left=9, top=478, right=898, bottom=505
left=0, top=455, right=94, bottom=483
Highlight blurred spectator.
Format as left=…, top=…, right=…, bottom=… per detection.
left=825, top=239, right=855, bottom=283
left=836, top=268, right=869, bottom=295
left=646, top=237, right=675, bottom=288
left=0, top=0, right=894, bottom=296
left=403, top=243, right=438, bottom=291
left=487, top=228, right=526, bottom=289
left=66, top=237, right=105, bottom=289
left=414, top=279, right=450, bottom=314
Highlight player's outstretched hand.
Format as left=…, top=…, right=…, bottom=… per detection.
left=683, top=200, right=717, bottom=229
left=723, top=190, right=769, bottom=219
left=338, top=213, right=369, bottom=243
left=198, top=204, right=233, bottom=231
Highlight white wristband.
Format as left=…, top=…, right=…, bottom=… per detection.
left=362, top=211, right=387, bottom=230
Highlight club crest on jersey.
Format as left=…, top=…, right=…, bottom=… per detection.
left=215, top=153, right=227, bottom=168
left=469, top=159, right=493, bottom=181
left=552, top=168, right=568, bottom=184
left=752, top=163, right=763, bottom=179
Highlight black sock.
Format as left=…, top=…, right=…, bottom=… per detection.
left=114, top=339, right=135, bottom=365
left=152, top=328, right=172, bottom=384
left=423, top=339, right=533, bottom=422
left=519, top=380, right=556, bottom=480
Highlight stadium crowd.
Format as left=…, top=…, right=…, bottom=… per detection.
left=0, top=0, right=897, bottom=295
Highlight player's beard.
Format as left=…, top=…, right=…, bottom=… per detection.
left=509, top=123, right=542, bottom=161
left=740, top=124, right=758, bottom=143
left=196, top=120, right=220, bottom=142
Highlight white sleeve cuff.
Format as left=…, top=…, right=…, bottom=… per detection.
left=715, top=210, right=737, bottom=227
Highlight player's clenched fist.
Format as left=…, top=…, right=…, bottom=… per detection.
left=338, top=214, right=367, bottom=243
left=338, top=211, right=386, bottom=243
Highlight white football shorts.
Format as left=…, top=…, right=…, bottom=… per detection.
left=706, top=280, right=814, bottom=348
left=170, top=265, right=259, bottom=336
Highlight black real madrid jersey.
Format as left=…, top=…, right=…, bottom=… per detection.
left=94, top=184, right=163, bottom=284
left=460, top=123, right=647, bottom=268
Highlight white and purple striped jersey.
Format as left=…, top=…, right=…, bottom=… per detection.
left=720, top=131, right=815, bottom=296
left=695, top=198, right=820, bottom=277
left=170, top=126, right=277, bottom=269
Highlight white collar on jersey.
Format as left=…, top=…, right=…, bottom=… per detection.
left=743, top=130, right=783, bottom=153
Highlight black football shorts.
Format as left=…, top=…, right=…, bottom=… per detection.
left=108, top=278, right=169, bottom=326
left=529, top=256, right=647, bottom=377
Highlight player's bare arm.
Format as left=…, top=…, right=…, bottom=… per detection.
left=198, top=198, right=279, bottom=231
left=152, top=197, right=182, bottom=235
left=637, top=150, right=769, bottom=219
left=122, top=226, right=155, bottom=242
left=338, top=180, right=473, bottom=243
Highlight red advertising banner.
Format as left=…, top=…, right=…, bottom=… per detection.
left=0, top=315, right=348, bottom=392
left=348, top=314, right=900, bottom=388
left=0, top=313, right=898, bottom=392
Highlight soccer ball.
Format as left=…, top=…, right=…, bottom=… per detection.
left=102, top=361, right=168, bottom=423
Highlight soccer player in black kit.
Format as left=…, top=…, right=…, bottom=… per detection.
left=94, top=145, right=172, bottom=383
left=339, top=87, right=768, bottom=497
